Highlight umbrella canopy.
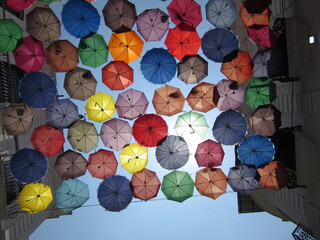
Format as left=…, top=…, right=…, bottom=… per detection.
left=212, top=110, right=248, bottom=145
left=161, top=170, right=194, bottom=203
left=177, top=54, right=208, bottom=84
left=195, top=167, right=227, bottom=200
left=205, top=0, right=237, bottom=28
left=186, top=82, right=215, bottom=112
left=247, top=25, right=276, bottom=49
left=38, top=0, right=61, bottom=4
left=1, top=103, right=34, bottom=135
left=87, top=149, right=118, bottom=179
left=102, top=61, right=133, bottom=90
left=54, top=150, right=87, bottom=179
left=140, top=48, right=176, bottom=85
left=7, top=0, right=35, bottom=12
left=195, top=139, right=225, bottom=168
left=243, top=0, right=270, bottom=14
left=130, top=168, right=161, bottom=200
left=120, top=143, right=148, bottom=173
left=18, top=71, right=57, bottom=110
left=115, top=88, right=149, bottom=120
left=0, top=19, right=22, bottom=53
left=252, top=49, right=283, bottom=78
left=152, top=85, right=185, bottom=116
left=67, top=120, right=99, bottom=153
left=137, top=8, right=169, bottom=42
left=64, top=67, right=97, bottom=101
left=239, top=4, right=271, bottom=27
left=257, top=161, right=288, bottom=190
left=26, top=7, right=61, bottom=42
left=98, top=175, right=133, bottom=212
left=18, top=183, right=52, bottom=214
left=62, top=0, right=100, bottom=38
left=56, top=179, right=89, bottom=213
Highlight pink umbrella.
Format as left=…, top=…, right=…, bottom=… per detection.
left=195, top=139, right=225, bottom=168
left=247, top=25, right=276, bottom=48
left=87, top=149, right=118, bottom=179
left=7, top=0, right=36, bottom=12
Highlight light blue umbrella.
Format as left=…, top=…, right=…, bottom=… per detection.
left=205, top=0, right=237, bottom=28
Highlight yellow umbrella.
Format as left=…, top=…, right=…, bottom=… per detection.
left=85, top=92, right=116, bottom=123
left=18, top=183, right=53, bottom=214
left=120, top=143, right=148, bottom=173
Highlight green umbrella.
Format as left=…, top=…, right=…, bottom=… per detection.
left=245, top=78, right=276, bottom=110
left=161, top=170, right=194, bottom=203
left=78, top=33, right=109, bottom=68
left=0, top=19, right=22, bottom=53
left=38, top=0, right=61, bottom=4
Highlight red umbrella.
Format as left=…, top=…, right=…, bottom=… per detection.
left=132, top=114, right=168, bottom=147
left=195, top=139, right=225, bottom=168
left=247, top=25, right=276, bottom=49
left=7, top=0, right=36, bottom=12
left=257, top=161, right=288, bottom=190
left=102, top=61, right=133, bottom=90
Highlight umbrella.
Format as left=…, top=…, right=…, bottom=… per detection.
left=201, top=28, right=239, bottom=63
left=239, top=4, right=271, bottom=27
left=130, top=168, right=161, bottom=200
left=98, top=175, right=133, bottom=212
left=237, top=134, right=275, bottom=168
left=186, top=82, right=215, bottom=113
left=177, top=54, right=208, bottom=84
left=78, top=33, right=109, bottom=68
left=38, top=0, right=61, bottom=4
left=108, top=30, right=144, bottom=64
left=0, top=19, right=22, bottom=53
left=54, top=149, right=87, bottom=179
left=13, top=36, right=45, bottom=73
left=62, top=0, right=100, bottom=38
left=67, top=120, right=99, bottom=153
left=87, top=149, right=118, bottom=179
left=195, top=139, right=225, bottom=168
left=18, top=183, right=52, bottom=214
left=140, top=48, right=176, bottom=85
left=161, top=170, right=194, bottom=203
left=85, top=92, right=116, bottom=123
left=102, top=61, right=133, bottom=90
left=6, top=0, right=36, bottom=12
left=30, top=124, right=65, bottom=157
left=115, top=88, right=149, bottom=120
left=26, top=7, right=61, bottom=42
left=252, top=49, right=283, bottom=78
left=1, top=103, right=34, bottom=135
left=137, top=8, right=169, bottom=42
left=46, top=40, right=79, bottom=72
left=195, top=167, right=227, bottom=200
left=18, top=71, right=57, bottom=110
left=152, top=85, right=185, bottom=116
left=257, top=161, right=288, bottom=190
left=247, top=25, right=276, bottom=49
left=243, top=0, right=270, bottom=14
left=205, top=0, right=237, bottom=28
left=55, top=179, right=89, bottom=213
left=64, top=67, right=97, bottom=101
left=46, top=98, right=80, bottom=129
left=212, top=110, right=248, bottom=145
left=120, top=143, right=148, bottom=173
left=102, top=0, right=137, bottom=33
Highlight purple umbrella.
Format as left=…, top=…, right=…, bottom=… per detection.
left=252, top=49, right=283, bottom=78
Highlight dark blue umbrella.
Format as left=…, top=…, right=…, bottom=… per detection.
left=201, top=28, right=239, bottom=63
left=19, top=71, right=57, bottom=110
left=62, top=0, right=100, bottom=39
left=97, top=175, right=133, bottom=212
left=10, top=148, right=48, bottom=184
left=237, top=134, right=275, bottom=168
left=212, top=110, right=247, bottom=145
left=205, top=0, right=237, bottom=28
left=252, top=49, right=283, bottom=78
left=140, top=48, right=176, bottom=84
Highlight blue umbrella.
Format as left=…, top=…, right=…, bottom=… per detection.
left=140, top=48, right=176, bottom=84
left=62, top=0, right=100, bottom=39
left=10, top=148, right=48, bottom=184
left=237, top=134, right=275, bottom=168
left=19, top=71, right=57, bottom=110
left=97, top=175, right=133, bottom=212
left=55, top=179, right=89, bottom=213
left=201, top=28, right=239, bottom=63
left=205, top=0, right=237, bottom=28
left=252, top=49, right=283, bottom=78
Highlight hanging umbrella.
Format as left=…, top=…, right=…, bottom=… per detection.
left=239, top=4, right=271, bottom=27
left=152, top=85, right=185, bottom=116
left=18, top=71, right=57, bottom=110
left=243, top=0, right=270, bottom=14
left=212, top=110, right=248, bottom=145
left=54, top=149, right=87, bottom=179
left=1, top=103, right=34, bottom=135
left=7, top=0, right=36, bottom=12
left=10, top=148, right=47, bottom=184
left=98, top=175, right=133, bottom=212
left=247, top=25, right=276, bottom=49
left=102, top=61, right=133, bottom=90
left=115, top=88, right=149, bottom=120
left=120, top=143, right=148, bottom=173
left=0, top=19, right=22, bottom=53
left=62, top=0, right=100, bottom=38
left=38, top=0, right=61, bottom=4
left=177, top=54, right=208, bottom=84
left=64, top=67, right=97, bottom=101
left=257, top=161, right=288, bottom=190
left=205, top=0, right=237, bottom=28
left=137, top=8, right=169, bottom=42
left=186, top=82, right=215, bottom=113
left=161, top=170, right=194, bottom=203
left=140, top=48, right=176, bottom=85
left=252, top=49, right=283, bottom=78
left=26, top=7, right=61, bottom=42
left=55, top=179, right=89, bottom=213
left=87, top=149, right=118, bottom=179
left=195, top=139, right=225, bottom=168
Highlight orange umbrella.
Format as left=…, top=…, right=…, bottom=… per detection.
left=102, top=61, right=133, bottom=90
left=186, top=82, right=215, bottom=112
left=239, top=4, right=271, bottom=27
left=257, top=161, right=289, bottom=190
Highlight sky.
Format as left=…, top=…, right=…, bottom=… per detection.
left=30, top=0, right=296, bottom=239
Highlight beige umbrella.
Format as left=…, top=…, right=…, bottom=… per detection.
left=186, top=82, right=215, bottom=112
